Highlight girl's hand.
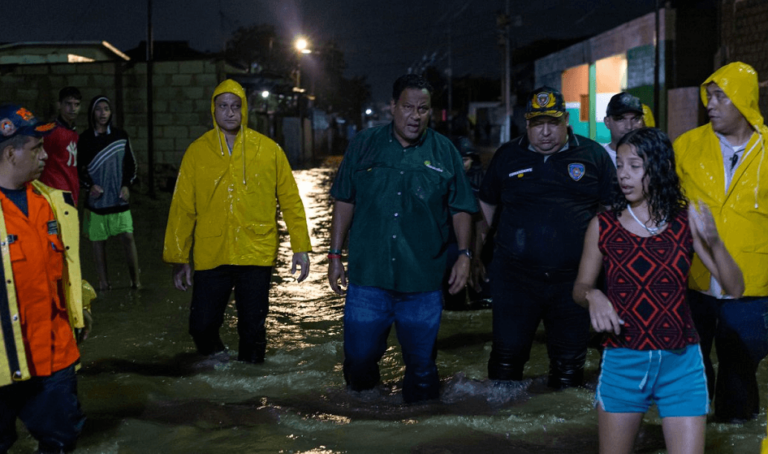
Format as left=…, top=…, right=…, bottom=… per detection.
left=689, top=200, right=721, bottom=248
left=587, top=290, right=624, bottom=336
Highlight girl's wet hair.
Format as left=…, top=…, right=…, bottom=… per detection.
left=611, top=127, right=687, bottom=223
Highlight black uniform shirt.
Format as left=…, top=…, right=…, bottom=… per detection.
left=479, top=131, right=616, bottom=279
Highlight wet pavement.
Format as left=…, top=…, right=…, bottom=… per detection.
left=8, top=160, right=768, bottom=453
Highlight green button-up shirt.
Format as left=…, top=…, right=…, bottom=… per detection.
left=331, top=123, right=478, bottom=293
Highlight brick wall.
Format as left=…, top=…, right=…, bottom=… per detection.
left=721, top=0, right=768, bottom=120
left=0, top=59, right=232, bottom=191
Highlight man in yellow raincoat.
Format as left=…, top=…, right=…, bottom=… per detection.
left=674, top=62, right=768, bottom=423
left=164, top=80, right=312, bottom=364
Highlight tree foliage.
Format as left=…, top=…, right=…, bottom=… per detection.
left=225, top=26, right=370, bottom=125
left=225, top=24, right=292, bottom=75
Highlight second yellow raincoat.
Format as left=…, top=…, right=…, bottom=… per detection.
left=674, top=62, right=768, bottom=296
left=163, top=79, right=311, bottom=271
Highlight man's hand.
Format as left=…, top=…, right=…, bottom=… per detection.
left=90, top=185, right=104, bottom=199
left=173, top=263, right=192, bottom=291
left=447, top=255, right=470, bottom=294
left=119, top=186, right=130, bottom=202
left=328, top=258, right=347, bottom=295
left=291, top=252, right=310, bottom=283
left=469, top=257, right=486, bottom=292
left=76, top=309, right=93, bottom=344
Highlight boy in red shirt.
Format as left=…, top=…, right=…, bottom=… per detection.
left=39, top=87, right=81, bottom=204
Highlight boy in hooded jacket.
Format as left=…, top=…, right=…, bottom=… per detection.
left=78, top=96, right=140, bottom=291
left=163, top=79, right=311, bottom=364
left=674, top=61, right=768, bottom=423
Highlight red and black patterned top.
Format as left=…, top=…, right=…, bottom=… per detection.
left=598, top=209, right=699, bottom=350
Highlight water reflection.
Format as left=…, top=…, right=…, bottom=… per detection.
left=9, top=165, right=765, bottom=453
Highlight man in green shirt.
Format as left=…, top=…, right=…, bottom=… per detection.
left=327, top=74, right=478, bottom=403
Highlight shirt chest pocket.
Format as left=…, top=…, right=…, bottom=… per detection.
left=8, top=237, right=25, bottom=263
left=409, top=169, right=446, bottom=203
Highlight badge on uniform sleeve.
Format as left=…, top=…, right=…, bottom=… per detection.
left=568, top=163, right=585, bottom=181
left=47, top=220, right=59, bottom=235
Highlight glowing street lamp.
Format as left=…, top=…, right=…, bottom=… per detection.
left=295, top=37, right=310, bottom=54
left=294, top=37, right=312, bottom=90
left=365, top=108, right=373, bottom=116
left=261, top=90, right=270, bottom=99
left=294, top=36, right=312, bottom=160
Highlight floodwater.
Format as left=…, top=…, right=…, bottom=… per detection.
left=9, top=163, right=768, bottom=453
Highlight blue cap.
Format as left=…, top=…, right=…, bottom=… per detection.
left=0, top=104, right=56, bottom=141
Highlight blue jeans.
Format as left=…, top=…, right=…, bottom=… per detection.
left=0, top=365, right=85, bottom=453
left=343, top=284, right=443, bottom=403
left=688, top=291, right=768, bottom=421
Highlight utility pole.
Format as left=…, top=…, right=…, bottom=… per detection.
left=146, top=0, right=155, bottom=198
left=503, top=0, right=511, bottom=144
left=447, top=22, right=453, bottom=134
left=653, top=0, right=662, bottom=125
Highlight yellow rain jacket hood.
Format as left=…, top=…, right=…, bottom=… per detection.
left=163, top=79, right=311, bottom=271
left=674, top=61, right=768, bottom=296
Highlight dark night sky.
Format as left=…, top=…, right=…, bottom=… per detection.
left=4, top=0, right=656, bottom=104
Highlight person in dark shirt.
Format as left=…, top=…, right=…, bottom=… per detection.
left=443, top=137, right=491, bottom=310
left=78, top=96, right=139, bottom=290
left=327, top=74, right=478, bottom=403
left=479, top=86, right=616, bottom=388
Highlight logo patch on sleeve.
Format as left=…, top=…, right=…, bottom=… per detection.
left=568, top=163, right=585, bottom=181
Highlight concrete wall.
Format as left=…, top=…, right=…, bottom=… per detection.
left=667, top=87, right=700, bottom=142
left=535, top=9, right=672, bottom=136
left=721, top=0, right=768, bottom=121
left=0, top=59, right=231, bottom=191
left=535, top=10, right=668, bottom=90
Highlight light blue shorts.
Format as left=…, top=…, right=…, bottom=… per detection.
left=596, top=344, right=709, bottom=418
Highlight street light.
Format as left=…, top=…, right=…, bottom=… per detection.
left=294, top=37, right=311, bottom=90
left=294, top=36, right=311, bottom=162
left=261, top=90, right=270, bottom=99
left=295, top=38, right=311, bottom=54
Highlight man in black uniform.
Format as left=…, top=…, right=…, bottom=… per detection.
left=479, top=87, right=616, bottom=388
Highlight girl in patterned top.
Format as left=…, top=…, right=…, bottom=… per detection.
left=573, top=128, right=744, bottom=454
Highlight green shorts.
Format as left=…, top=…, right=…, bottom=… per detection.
left=84, top=210, right=134, bottom=241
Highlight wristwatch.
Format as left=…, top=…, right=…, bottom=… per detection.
left=457, top=249, right=473, bottom=259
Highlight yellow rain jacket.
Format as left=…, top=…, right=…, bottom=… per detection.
left=763, top=424, right=768, bottom=454
left=674, top=62, right=768, bottom=296
left=0, top=181, right=84, bottom=387
left=163, top=79, right=311, bottom=271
